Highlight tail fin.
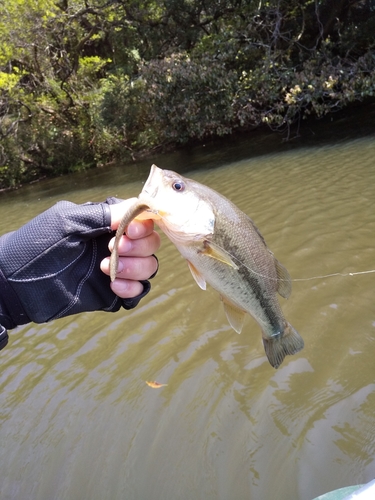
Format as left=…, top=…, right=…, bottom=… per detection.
left=262, top=323, right=304, bottom=369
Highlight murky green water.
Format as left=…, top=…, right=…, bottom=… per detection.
left=0, top=128, right=375, bottom=499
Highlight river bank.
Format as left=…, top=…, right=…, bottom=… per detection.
left=2, top=99, right=375, bottom=194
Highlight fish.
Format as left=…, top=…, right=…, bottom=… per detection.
left=110, top=164, right=304, bottom=368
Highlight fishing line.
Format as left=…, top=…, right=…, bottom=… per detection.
left=155, top=212, right=375, bottom=284
left=230, top=250, right=375, bottom=284
left=226, top=245, right=375, bottom=284
left=292, top=269, right=375, bottom=282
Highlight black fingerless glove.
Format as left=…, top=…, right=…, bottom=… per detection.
left=0, top=199, right=155, bottom=343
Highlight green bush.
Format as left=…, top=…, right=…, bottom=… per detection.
left=1, top=0, right=375, bottom=189
left=100, top=55, right=238, bottom=151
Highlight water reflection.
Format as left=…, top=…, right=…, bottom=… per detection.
left=0, top=134, right=375, bottom=499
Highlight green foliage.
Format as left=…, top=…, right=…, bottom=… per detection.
left=97, top=74, right=154, bottom=156
left=140, top=54, right=238, bottom=142
left=100, top=55, right=238, bottom=150
left=0, top=72, right=22, bottom=91
left=1, top=0, right=375, bottom=188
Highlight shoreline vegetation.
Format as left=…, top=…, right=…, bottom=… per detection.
left=1, top=0, right=375, bottom=191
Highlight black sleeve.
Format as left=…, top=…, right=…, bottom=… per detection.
left=0, top=199, right=153, bottom=334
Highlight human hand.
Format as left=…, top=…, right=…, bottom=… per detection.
left=100, top=199, right=160, bottom=299
left=0, top=199, right=160, bottom=336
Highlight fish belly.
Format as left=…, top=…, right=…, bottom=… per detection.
left=185, top=250, right=304, bottom=369
left=178, top=243, right=285, bottom=337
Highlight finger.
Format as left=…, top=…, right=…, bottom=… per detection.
left=109, top=198, right=139, bottom=230
left=108, top=231, right=160, bottom=257
left=110, top=279, right=144, bottom=299
left=101, top=255, right=158, bottom=281
left=126, top=219, right=155, bottom=239
left=109, top=201, right=155, bottom=234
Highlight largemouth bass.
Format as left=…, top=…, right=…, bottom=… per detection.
left=110, top=165, right=304, bottom=368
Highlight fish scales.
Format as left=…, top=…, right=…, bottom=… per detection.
left=178, top=184, right=283, bottom=326
left=110, top=165, right=304, bottom=368
left=188, top=209, right=285, bottom=335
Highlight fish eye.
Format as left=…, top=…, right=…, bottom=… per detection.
left=172, top=181, right=185, bottom=192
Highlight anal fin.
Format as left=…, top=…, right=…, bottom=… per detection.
left=221, top=297, right=246, bottom=334
left=275, top=259, right=292, bottom=299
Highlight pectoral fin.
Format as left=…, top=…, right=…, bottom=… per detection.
left=200, top=241, right=238, bottom=269
left=275, top=259, right=292, bottom=299
left=187, top=261, right=206, bottom=290
left=221, top=297, right=246, bottom=334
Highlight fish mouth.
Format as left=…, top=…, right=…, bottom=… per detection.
left=141, top=164, right=163, bottom=198
left=138, top=186, right=163, bottom=220
left=133, top=205, right=161, bottom=221
left=138, top=186, right=159, bottom=217
left=138, top=164, right=167, bottom=221
left=141, top=185, right=158, bottom=198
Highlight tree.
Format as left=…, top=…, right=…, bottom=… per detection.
left=1, top=0, right=375, bottom=189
